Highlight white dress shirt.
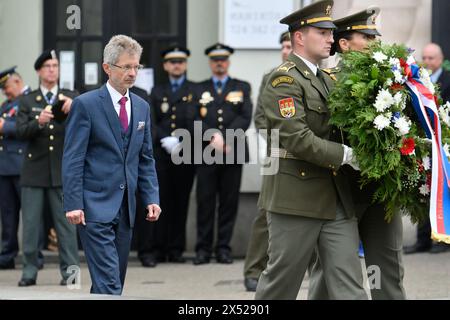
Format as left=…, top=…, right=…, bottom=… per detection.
left=40, top=84, right=58, bottom=102
left=106, top=81, right=131, bottom=125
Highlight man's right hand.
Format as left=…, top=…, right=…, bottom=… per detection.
left=38, top=109, right=54, bottom=126
left=66, top=210, right=86, bottom=225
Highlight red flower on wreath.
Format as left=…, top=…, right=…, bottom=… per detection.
left=400, top=138, right=415, bottom=156
left=390, top=83, right=404, bottom=92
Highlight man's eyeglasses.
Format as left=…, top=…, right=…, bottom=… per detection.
left=110, top=64, right=144, bottom=72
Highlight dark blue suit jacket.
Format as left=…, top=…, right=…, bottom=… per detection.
left=0, top=88, right=30, bottom=176
left=62, top=85, right=159, bottom=227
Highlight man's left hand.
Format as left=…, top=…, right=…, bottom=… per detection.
left=146, top=204, right=162, bottom=222
left=59, top=94, right=73, bottom=114
left=0, top=118, right=4, bottom=133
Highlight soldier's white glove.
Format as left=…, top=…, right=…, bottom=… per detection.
left=160, top=136, right=180, bottom=155
left=342, top=145, right=360, bottom=171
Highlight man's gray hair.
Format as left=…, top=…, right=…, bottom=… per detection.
left=103, top=35, right=143, bottom=65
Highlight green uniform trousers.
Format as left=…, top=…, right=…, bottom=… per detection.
left=308, top=203, right=406, bottom=300
left=21, top=187, right=79, bottom=281
left=255, top=203, right=367, bottom=300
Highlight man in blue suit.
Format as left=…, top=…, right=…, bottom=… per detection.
left=63, top=35, right=161, bottom=295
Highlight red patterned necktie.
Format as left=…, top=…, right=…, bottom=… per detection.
left=119, top=96, right=128, bottom=132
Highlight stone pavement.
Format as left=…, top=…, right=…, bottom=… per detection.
left=0, top=249, right=449, bottom=300
left=0, top=216, right=448, bottom=300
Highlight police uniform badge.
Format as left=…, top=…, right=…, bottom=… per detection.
left=161, top=97, right=169, bottom=113
left=200, top=91, right=214, bottom=105
left=36, top=95, right=42, bottom=102
left=278, top=97, right=296, bottom=118
left=58, top=93, right=65, bottom=101
left=225, top=91, right=243, bottom=104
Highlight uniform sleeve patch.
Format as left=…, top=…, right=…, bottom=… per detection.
left=278, top=97, right=296, bottom=118
left=271, top=76, right=294, bottom=87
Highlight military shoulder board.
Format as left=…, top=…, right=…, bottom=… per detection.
left=277, top=61, right=296, bottom=73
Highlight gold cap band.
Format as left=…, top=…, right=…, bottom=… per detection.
left=350, top=25, right=378, bottom=31
left=300, top=16, right=332, bottom=26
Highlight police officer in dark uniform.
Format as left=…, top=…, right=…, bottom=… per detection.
left=193, top=43, right=252, bottom=265
left=0, top=67, right=31, bottom=269
left=16, top=50, right=79, bottom=286
left=138, top=46, right=198, bottom=267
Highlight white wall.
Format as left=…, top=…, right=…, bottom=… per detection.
left=0, top=0, right=43, bottom=104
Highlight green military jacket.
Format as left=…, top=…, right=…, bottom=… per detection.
left=259, top=52, right=355, bottom=220
left=16, top=88, right=78, bottom=187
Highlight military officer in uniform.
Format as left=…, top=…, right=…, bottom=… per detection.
left=254, top=0, right=367, bottom=300
left=243, top=31, right=292, bottom=291
left=0, top=67, right=31, bottom=269
left=307, top=8, right=406, bottom=300
left=16, top=50, right=79, bottom=286
left=193, top=43, right=252, bottom=265
left=138, top=45, right=197, bottom=267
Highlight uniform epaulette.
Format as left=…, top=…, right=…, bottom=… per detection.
left=277, top=61, right=296, bottom=73
left=321, top=67, right=339, bottom=81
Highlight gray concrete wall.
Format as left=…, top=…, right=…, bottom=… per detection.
left=0, top=0, right=42, bottom=104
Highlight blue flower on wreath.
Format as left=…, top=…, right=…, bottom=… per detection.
left=391, top=112, right=401, bottom=122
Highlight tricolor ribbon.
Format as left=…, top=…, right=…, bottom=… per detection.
left=401, top=58, right=450, bottom=244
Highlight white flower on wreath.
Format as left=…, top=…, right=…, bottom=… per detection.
left=393, top=92, right=403, bottom=106
left=439, top=101, right=450, bottom=127
left=394, top=116, right=411, bottom=136
left=374, top=88, right=395, bottom=112
left=385, top=78, right=393, bottom=87
left=374, top=114, right=391, bottom=131
left=419, top=68, right=436, bottom=95
left=419, top=184, right=430, bottom=196
left=422, top=156, right=431, bottom=171
left=373, top=51, right=388, bottom=63
left=389, top=57, right=400, bottom=67
left=393, top=70, right=405, bottom=84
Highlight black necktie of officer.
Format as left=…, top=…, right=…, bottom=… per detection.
left=316, top=71, right=329, bottom=94
left=172, top=82, right=179, bottom=93
left=46, top=91, right=53, bottom=103
left=216, top=81, right=223, bottom=95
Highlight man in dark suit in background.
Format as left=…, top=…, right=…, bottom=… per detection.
left=63, top=35, right=161, bottom=295
left=137, top=45, right=197, bottom=267
left=193, top=43, right=252, bottom=265
left=404, top=42, right=450, bottom=254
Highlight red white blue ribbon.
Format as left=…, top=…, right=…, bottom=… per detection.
left=401, top=58, right=450, bottom=244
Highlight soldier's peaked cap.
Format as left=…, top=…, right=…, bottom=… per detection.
left=334, top=7, right=381, bottom=36
left=280, top=0, right=336, bottom=32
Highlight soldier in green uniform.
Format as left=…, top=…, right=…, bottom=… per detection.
left=243, top=31, right=292, bottom=292
left=16, top=50, right=79, bottom=286
left=254, top=0, right=367, bottom=300
left=308, top=8, right=406, bottom=300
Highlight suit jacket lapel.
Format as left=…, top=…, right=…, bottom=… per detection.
left=99, top=85, right=124, bottom=157
left=290, top=53, right=328, bottom=100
